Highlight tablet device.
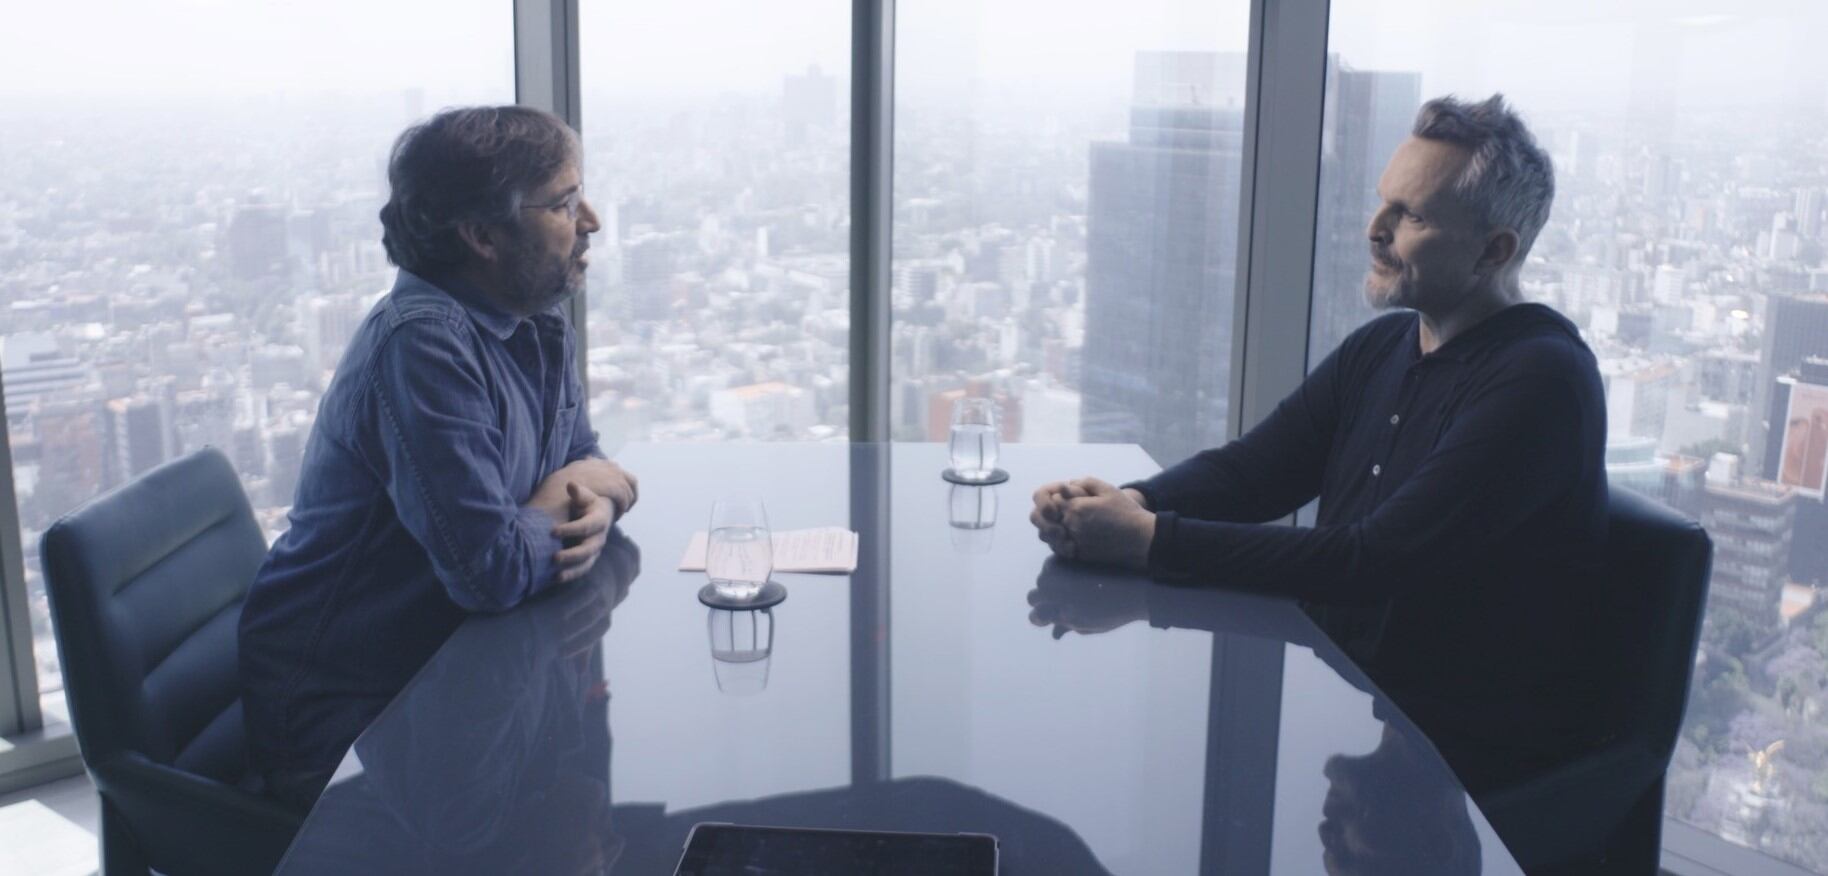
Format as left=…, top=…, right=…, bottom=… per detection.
left=673, top=822, right=999, bottom=875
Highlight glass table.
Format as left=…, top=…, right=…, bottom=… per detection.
left=274, top=443, right=1527, bottom=874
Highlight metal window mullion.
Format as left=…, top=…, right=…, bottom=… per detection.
left=849, top=0, right=893, bottom=443
left=0, top=373, right=42, bottom=736
left=514, top=0, right=587, bottom=380
left=1229, top=0, right=1331, bottom=440
left=1193, top=0, right=1330, bottom=872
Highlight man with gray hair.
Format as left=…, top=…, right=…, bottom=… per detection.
left=240, top=105, right=639, bottom=809
left=1030, top=95, right=1607, bottom=790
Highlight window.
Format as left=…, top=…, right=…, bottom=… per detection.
left=1309, top=3, right=1828, bottom=870
left=578, top=2, right=851, bottom=448
left=891, top=0, right=1253, bottom=466
left=0, top=0, right=513, bottom=731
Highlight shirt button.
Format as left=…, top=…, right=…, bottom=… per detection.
left=1389, top=414, right=1400, bottom=425
left=1372, top=464, right=1382, bottom=477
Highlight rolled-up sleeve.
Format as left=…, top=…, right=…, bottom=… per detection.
left=366, top=317, right=561, bottom=612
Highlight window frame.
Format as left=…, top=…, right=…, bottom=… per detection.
left=0, top=1, right=1809, bottom=871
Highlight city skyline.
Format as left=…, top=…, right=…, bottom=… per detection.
left=7, top=30, right=1828, bottom=872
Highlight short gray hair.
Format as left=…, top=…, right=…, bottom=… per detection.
left=1412, top=94, right=1554, bottom=263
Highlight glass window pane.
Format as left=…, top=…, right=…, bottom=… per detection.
left=892, top=1, right=1253, bottom=466
left=579, top=3, right=850, bottom=448
left=1310, top=4, right=1828, bottom=870
left=0, top=1, right=513, bottom=730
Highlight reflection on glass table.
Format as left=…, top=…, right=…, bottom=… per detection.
left=274, top=443, right=1534, bottom=875
left=707, top=607, right=775, bottom=695
left=948, top=483, right=999, bottom=554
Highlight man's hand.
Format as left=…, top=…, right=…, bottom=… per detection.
left=1060, top=478, right=1156, bottom=570
left=557, top=458, right=639, bottom=518
left=553, top=482, right=612, bottom=584
left=1030, top=480, right=1083, bottom=559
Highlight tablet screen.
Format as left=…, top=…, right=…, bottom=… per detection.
left=674, top=823, right=999, bottom=875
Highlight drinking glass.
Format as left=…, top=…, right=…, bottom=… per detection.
left=707, top=495, right=771, bottom=601
left=949, top=397, right=1000, bottom=481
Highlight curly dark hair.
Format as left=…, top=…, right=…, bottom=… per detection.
left=378, top=106, right=579, bottom=276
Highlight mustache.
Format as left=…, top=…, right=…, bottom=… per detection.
left=1369, top=248, right=1401, bottom=271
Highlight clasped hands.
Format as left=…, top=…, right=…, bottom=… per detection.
left=1028, top=477, right=1156, bottom=570
left=531, top=458, right=640, bottom=584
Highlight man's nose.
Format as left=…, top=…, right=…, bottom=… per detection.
left=1366, top=208, right=1393, bottom=244
left=577, top=198, right=602, bottom=234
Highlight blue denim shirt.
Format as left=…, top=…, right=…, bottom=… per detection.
left=239, top=270, right=601, bottom=781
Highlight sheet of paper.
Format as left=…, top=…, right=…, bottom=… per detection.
left=678, top=526, right=859, bottom=574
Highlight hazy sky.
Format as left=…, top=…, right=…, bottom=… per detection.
left=1, top=0, right=1825, bottom=114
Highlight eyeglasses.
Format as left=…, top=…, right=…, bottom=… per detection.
left=521, top=187, right=585, bottom=222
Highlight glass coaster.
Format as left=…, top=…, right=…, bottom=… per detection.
left=698, top=580, right=788, bottom=609
left=942, top=467, right=1010, bottom=485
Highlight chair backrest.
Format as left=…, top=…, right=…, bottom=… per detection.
left=1602, top=487, right=1712, bottom=763
left=41, top=447, right=268, bottom=785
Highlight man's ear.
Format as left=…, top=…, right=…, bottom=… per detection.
left=1477, top=227, right=1521, bottom=276
left=455, top=221, right=500, bottom=265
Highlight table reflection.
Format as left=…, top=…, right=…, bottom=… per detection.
left=948, top=483, right=999, bottom=554
left=1320, top=724, right=1481, bottom=876
left=1025, top=557, right=1509, bottom=874
left=707, top=607, right=775, bottom=695
left=278, top=530, right=638, bottom=875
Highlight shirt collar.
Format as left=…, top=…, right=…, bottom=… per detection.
left=1416, top=302, right=1550, bottom=364
left=402, top=270, right=529, bottom=341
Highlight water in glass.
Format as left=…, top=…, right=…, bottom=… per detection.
left=707, top=497, right=772, bottom=601
left=949, top=398, right=999, bottom=480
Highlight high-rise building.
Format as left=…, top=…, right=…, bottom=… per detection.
left=26, top=400, right=105, bottom=526
left=1600, top=359, right=1678, bottom=443
left=621, top=232, right=681, bottom=321
left=1753, top=294, right=1828, bottom=469
left=1760, top=359, right=1828, bottom=586
left=783, top=65, right=837, bottom=145
left=267, top=421, right=306, bottom=508
left=1080, top=52, right=1245, bottom=466
left=226, top=200, right=291, bottom=282
left=174, top=388, right=236, bottom=457
left=709, top=381, right=816, bottom=439
left=105, top=395, right=172, bottom=485
left=300, top=295, right=366, bottom=376
left=1698, top=454, right=1796, bottom=638
left=1, top=333, right=89, bottom=420
left=1310, top=56, right=1422, bottom=363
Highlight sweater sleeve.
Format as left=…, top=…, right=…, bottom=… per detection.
left=1146, top=344, right=1594, bottom=603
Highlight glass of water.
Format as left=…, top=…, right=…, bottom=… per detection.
left=949, top=397, right=1000, bottom=481
left=707, top=495, right=772, bottom=601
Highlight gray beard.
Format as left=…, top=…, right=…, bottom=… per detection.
left=502, top=242, right=580, bottom=314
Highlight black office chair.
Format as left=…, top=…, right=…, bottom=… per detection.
left=1482, top=487, right=1712, bottom=873
left=42, top=447, right=303, bottom=876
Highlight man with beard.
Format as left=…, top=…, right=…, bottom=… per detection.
left=239, top=106, right=638, bottom=810
left=1031, top=95, right=1609, bottom=790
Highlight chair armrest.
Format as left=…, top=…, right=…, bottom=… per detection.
left=92, top=753, right=303, bottom=876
